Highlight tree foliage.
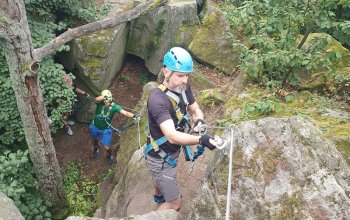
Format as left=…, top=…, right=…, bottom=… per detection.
left=0, top=150, right=51, bottom=219
left=0, top=0, right=109, bottom=217
left=223, top=0, right=350, bottom=89
left=0, top=0, right=166, bottom=217
left=0, top=0, right=114, bottom=148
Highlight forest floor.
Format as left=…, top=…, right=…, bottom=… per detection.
left=52, top=56, right=229, bottom=218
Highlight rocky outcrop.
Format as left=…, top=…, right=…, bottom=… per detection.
left=105, top=82, right=157, bottom=218
left=127, top=0, right=200, bottom=74
left=298, top=33, right=350, bottom=95
left=64, top=24, right=129, bottom=93
left=0, top=193, right=24, bottom=220
left=190, top=116, right=350, bottom=219
left=67, top=209, right=181, bottom=220
left=189, top=3, right=247, bottom=75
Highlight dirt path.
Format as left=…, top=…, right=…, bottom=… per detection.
left=53, top=57, right=227, bottom=218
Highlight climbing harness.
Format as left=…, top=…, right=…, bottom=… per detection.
left=93, top=101, right=141, bottom=135
left=144, top=84, right=193, bottom=167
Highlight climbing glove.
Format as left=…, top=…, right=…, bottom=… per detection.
left=133, top=114, right=140, bottom=121
left=193, top=119, right=206, bottom=134
left=199, top=134, right=216, bottom=150
left=83, top=92, right=90, bottom=98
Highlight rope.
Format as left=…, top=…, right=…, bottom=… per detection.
left=225, top=126, right=234, bottom=220
left=198, top=123, right=234, bottom=220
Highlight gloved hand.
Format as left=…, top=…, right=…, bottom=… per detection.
left=193, top=119, right=206, bottom=134
left=133, top=114, right=140, bottom=121
left=83, top=92, right=90, bottom=98
left=199, top=134, right=217, bottom=150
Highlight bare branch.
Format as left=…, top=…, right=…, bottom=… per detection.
left=34, top=0, right=167, bottom=61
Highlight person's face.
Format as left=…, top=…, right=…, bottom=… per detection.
left=164, top=68, right=190, bottom=93
left=103, top=98, right=111, bottom=106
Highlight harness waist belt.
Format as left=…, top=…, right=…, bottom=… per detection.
left=144, top=137, right=177, bottom=168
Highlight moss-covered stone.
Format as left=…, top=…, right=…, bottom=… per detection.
left=299, top=72, right=328, bottom=92
left=297, top=33, right=350, bottom=94
left=219, top=87, right=350, bottom=144
left=145, top=19, right=165, bottom=59
left=80, top=58, right=103, bottom=69
left=78, top=28, right=116, bottom=57
left=334, top=138, right=350, bottom=166
left=273, top=193, right=302, bottom=220
left=175, top=25, right=200, bottom=48
left=189, top=8, right=249, bottom=75
left=197, top=89, right=224, bottom=107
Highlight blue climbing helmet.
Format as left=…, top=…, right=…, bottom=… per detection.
left=163, top=47, right=193, bottom=73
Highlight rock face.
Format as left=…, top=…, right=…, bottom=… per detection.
left=65, top=25, right=129, bottom=93
left=105, top=82, right=157, bottom=218
left=0, top=193, right=24, bottom=220
left=66, top=209, right=181, bottom=220
left=190, top=116, right=350, bottom=219
left=127, top=0, right=199, bottom=74
left=189, top=5, right=242, bottom=75
left=298, top=33, right=350, bottom=95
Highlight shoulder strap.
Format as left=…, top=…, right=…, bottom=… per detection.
left=158, top=84, right=179, bottom=109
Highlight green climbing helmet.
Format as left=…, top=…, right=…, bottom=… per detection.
left=163, top=47, right=193, bottom=73
left=101, top=89, right=113, bottom=102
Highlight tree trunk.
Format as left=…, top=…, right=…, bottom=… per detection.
left=0, top=0, right=167, bottom=216
left=0, top=0, right=68, bottom=216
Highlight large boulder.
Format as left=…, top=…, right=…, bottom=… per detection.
left=298, top=33, right=350, bottom=95
left=0, top=193, right=24, bottom=220
left=190, top=116, right=350, bottom=219
left=127, top=0, right=200, bottom=74
left=105, top=82, right=157, bottom=218
left=63, top=24, right=129, bottom=93
left=189, top=3, right=247, bottom=75
left=66, top=209, right=181, bottom=220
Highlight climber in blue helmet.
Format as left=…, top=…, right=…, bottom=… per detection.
left=144, top=47, right=219, bottom=211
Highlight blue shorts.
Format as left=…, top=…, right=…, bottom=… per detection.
left=89, top=124, right=112, bottom=147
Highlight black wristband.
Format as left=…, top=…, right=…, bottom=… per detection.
left=194, top=119, right=205, bottom=127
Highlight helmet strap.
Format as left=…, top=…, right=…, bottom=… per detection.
left=166, top=71, right=174, bottom=82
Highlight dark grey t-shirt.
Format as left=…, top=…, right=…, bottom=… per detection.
left=147, top=84, right=195, bottom=155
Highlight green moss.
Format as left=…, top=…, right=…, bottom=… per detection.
left=263, top=148, right=283, bottom=174
left=80, top=58, right=103, bottom=69
left=188, top=67, right=215, bottom=90
left=189, top=12, right=221, bottom=59
left=273, top=193, right=302, bottom=220
left=175, top=25, right=199, bottom=46
left=197, top=89, right=224, bottom=107
left=150, top=0, right=165, bottom=9
left=146, top=19, right=165, bottom=58
left=78, top=28, right=116, bottom=57
left=335, top=139, right=350, bottom=166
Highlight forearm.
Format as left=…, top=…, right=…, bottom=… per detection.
left=75, top=87, right=85, bottom=95
left=191, top=108, right=204, bottom=122
left=121, top=109, right=134, bottom=118
left=166, top=131, right=200, bottom=146
left=188, top=102, right=204, bottom=122
left=160, top=119, right=200, bottom=146
left=95, top=96, right=104, bottom=103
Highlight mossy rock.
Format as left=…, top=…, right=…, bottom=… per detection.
left=189, top=9, right=243, bottom=75
left=297, top=33, right=350, bottom=94
left=333, top=138, right=350, bottom=166
left=298, top=72, right=328, bottom=93
left=220, top=86, right=350, bottom=143
left=197, top=89, right=224, bottom=107
left=77, top=28, right=117, bottom=57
